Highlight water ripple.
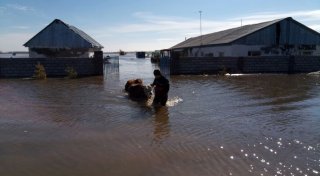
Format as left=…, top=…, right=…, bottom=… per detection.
left=1, top=57, right=320, bottom=176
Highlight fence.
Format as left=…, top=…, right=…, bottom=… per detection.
left=160, top=56, right=320, bottom=75
left=0, top=57, right=103, bottom=78
left=104, top=56, right=120, bottom=79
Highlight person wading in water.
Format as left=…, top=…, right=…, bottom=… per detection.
left=151, top=69, right=170, bottom=106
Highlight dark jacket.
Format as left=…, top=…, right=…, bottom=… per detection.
left=152, top=76, right=170, bottom=95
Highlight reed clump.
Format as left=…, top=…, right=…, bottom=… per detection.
left=65, top=66, right=78, bottom=79
left=33, top=62, right=47, bottom=79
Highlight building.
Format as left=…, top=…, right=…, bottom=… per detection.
left=24, top=19, right=103, bottom=58
left=136, top=52, right=146, bottom=58
left=169, top=17, right=320, bottom=58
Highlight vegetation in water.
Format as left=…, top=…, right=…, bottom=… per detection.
left=33, top=62, right=47, bottom=79
left=65, top=66, right=78, bottom=79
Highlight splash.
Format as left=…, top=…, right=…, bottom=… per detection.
left=166, top=96, right=183, bottom=107
left=225, top=73, right=245, bottom=76
left=142, top=96, right=183, bottom=107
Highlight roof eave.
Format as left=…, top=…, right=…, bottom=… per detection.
left=170, top=42, right=232, bottom=50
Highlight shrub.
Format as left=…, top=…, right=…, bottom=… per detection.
left=33, top=62, right=47, bottom=79
left=65, top=66, right=78, bottom=79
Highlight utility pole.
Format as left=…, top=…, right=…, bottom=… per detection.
left=199, top=10, right=203, bottom=45
left=198, top=10, right=203, bottom=57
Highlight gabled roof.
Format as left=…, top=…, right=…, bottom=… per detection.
left=24, top=19, right=103, bottom=49
left=171, top=18, right=288, bottom=49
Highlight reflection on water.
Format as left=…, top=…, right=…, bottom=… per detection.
left=0, top=54, right=320, bottom=176
left=152, top=106, right=170, bottom=144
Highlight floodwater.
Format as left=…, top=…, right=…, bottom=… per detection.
left=0, top=53, right=29, bottom=58
left=0, top=54, right=320, bottom=176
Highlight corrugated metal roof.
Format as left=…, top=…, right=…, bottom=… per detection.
left=24, top=19, right=103, bottom=49
left=171, top=18, right=286, bottom=49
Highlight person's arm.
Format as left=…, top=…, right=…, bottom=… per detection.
left=150, top=79, right=156, bottom=87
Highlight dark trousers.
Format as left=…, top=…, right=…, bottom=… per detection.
left=153, top=93, right=168, bottom=106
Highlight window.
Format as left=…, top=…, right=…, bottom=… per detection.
left=248, top=51, right=261, bottom=56
left=219, top=52, right=224, bottom=57
left=206, top=53, right=214, bottom=57
left=299, top=45, right=316, bottom=50
left=302, top=51, right=312, bottom=56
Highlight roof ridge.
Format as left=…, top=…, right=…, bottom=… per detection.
left=207, top=18, right=284, bottom=43
left=60, top=20, right=103, bottom=48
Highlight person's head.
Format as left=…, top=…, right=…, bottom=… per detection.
left=153, top=69, right=162, bottom=78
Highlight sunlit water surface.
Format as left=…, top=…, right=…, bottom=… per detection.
left=0, top=54, right=320, bottom=176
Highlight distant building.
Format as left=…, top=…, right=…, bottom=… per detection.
left=136, top=52, right=146, bottom=58
left=24, top=19, right=103, bottom=58
left=169, top=17, right=320, bottom=57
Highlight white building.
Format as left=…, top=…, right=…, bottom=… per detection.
left=169, top=17, right=320, bottom=58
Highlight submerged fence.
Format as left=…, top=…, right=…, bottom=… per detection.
left=160, top=56, right=320, bottom=75
left=0, top=57, right=103, bottom=78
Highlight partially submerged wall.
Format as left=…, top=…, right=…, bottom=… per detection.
left=164, top=56, right=320, bottom=75
left=0, top=57, right=103, bottom=78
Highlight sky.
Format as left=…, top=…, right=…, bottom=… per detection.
left=0, top=0, right=320, bottom=52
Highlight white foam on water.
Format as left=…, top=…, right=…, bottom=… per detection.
left=143, top=96, right=183, bottom=107
left=225, top=73, right=245, bottom=76
left=166, top=96, right=183, bottom=107
left=145, top=97, right=154, bottom=107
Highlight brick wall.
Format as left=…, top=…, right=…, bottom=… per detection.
left=166, top=56, right=320, bottom=75
left=0, top=57, right=103, bottom=78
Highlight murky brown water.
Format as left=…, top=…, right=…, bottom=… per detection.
left=1, top=55, right=320, bottom=176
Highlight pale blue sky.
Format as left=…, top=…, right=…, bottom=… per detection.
left=0, top=0, right=319, bottom=52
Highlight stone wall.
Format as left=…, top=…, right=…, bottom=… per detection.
left=0, top=57, right=103, bottom=78
left=167, top=56, right=320, bottom=75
